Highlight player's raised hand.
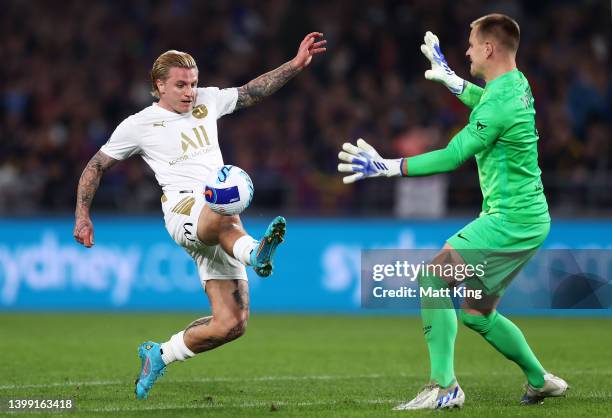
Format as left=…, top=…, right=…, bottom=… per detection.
left=421, top=31, right=465, bottom=95
left=338, top=139, right=403, bottom=184
left=292, top=32, right=327, bottom=70
left=73, top=216, right=95, bottom=248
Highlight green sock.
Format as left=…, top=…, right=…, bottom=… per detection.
left=419, top=274, right=457, bottom=388
left=460, top=310, right=545, bottom=388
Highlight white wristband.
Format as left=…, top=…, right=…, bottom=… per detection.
left=386, top=159, right=403, bottom=177
left=447, top=76, right=466, bottom=95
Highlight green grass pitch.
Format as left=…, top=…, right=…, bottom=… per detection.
left=1, top=314, right=611, bottom=417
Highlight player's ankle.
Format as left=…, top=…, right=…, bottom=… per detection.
left=233, top=235, right=257, bottom=266
left=160, top=331, right=195, bottom=365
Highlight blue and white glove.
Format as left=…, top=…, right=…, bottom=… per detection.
left=337, top=139, right=403, bottom=184
left=421, top=31, right=465, bottom=95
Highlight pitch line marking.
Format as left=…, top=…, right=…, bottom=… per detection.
left=1, top=370, right=611, bottom=390
left=0, top=374, right=410, bottom=390
left=85, top=398, right=404, bottom=412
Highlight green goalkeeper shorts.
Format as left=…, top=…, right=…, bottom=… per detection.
left=446, top=215, right=550, bottom=296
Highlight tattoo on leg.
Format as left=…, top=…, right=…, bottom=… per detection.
left=185, top=316, right=212, bottom=332
left=197, top=336, right=226, bottom=351
left=187, top=281, right=249, bottom=352
left=196, top=324, right=245, bottom=351
left=232, top=281, right=249, bottom=311
left=190, top=321, right=247, bottom=352
left=225, top=323, right=245, bottom=341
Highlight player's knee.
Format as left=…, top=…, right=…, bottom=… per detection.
left=218, top=313, right=248, bottom=341
left=459, top=309, right=498, bottom=334
left=218, top=216, right=243, bottom=234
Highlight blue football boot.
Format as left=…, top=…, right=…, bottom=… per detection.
left=135, top=341, right=166, bottom=399
left=250, top=216, right=286, bottom=277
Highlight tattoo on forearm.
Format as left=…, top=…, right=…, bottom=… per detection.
left=185, top=316, right=213, bottom=332
left=75, top=151, right=117, bottom=217
left=236, top=60, right=299, bottom=109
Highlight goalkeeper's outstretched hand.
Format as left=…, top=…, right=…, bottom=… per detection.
left=337, top=139, right=402, bottom=184
left=421, top=31, right=465, bottom=95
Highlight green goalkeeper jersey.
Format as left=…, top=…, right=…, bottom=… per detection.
left=406, top=69, right=549, bottom=223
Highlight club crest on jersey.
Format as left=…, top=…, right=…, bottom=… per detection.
left=192, top=104, right=208, bottom=119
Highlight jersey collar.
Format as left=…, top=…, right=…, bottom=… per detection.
left=485, top=68, right=520, bottom=90
left=152, top=102, right=192, bottom=117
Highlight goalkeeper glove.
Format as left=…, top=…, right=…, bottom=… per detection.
left=421, top=31, right=465, bottom=95
left=337, top=138, right=403, bottom=184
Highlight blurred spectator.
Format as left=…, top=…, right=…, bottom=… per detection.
left=393, top=125, right=448, bottom=218
left=0, top=0, right=609, bottom=217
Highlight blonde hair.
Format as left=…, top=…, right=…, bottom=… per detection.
left=471, top=14, right=520, bottom=53
left=150, top=50, right=197, bottom=98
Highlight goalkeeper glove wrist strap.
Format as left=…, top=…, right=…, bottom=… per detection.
left=447, top=77, right=466, bottom=96
left=385, top=158, right=403, bottom=177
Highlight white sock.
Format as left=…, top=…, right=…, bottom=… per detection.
left=233, top=235, right=257, bottom=266
left=160, top=331, right=195, bottom=365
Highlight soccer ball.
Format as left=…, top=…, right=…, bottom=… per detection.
left=204, top=165, right=254, bottom=215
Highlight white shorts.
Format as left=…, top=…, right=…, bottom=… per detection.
left=161, top=190, right=247, bottom=286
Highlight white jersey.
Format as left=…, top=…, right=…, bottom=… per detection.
left=100, top=87, right=238, bottom=193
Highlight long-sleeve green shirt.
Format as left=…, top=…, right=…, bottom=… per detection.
left=406, top=69, right=549, bottom=223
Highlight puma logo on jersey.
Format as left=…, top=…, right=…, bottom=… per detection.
left=153, top=121, right=166, bottom=127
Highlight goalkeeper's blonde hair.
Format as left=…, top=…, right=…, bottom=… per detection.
left=150, top=50, right=197, bottom=99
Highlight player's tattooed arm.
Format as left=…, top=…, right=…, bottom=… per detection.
left=235, top=32, right=326, bottom=109
left=73, top=151, right=118, bottom=247
left=235, top=61, right=300, bottom=109
left=75, top=151, right=118, bottom=217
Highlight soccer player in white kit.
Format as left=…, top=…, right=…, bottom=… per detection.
left=73, top=32, right=326, bottom=399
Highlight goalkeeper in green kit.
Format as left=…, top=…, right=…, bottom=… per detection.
left=338, top=14, right=568, bottom=410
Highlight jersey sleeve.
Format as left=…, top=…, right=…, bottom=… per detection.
left=406, top=98, right=505, bottom=176
left=457, top=82, right=484, bottom=109
left=405, top=127, right=486, bottom=176
left=100, top=117, right=141, bottom=160
left=198, top=87, right=238, bottom=119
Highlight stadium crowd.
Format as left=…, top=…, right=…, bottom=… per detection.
left=0, top=0, right=609, bottom=216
